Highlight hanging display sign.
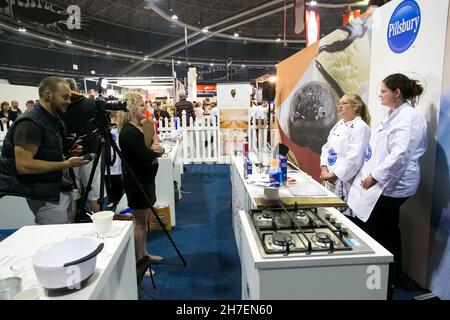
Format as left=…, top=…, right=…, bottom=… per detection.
left=294, top=0, right=306, bottom=35
left=305, top=8, right=320, bottom=46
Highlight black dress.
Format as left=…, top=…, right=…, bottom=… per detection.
left=119, top=123, right=159, bottom=210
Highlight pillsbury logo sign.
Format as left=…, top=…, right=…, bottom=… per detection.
left=364, top=145, right=372, bottom=162
left=387, top=0, right=421, bottom=54
left=328, top=148, right=337, bottom=166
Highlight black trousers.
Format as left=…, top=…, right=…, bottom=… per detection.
left=354, top=195, right=409, bottom=284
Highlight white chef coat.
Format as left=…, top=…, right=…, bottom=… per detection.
left=320, top=116, right=370, bottom=215
left=347, top=102, right=427, bottom=221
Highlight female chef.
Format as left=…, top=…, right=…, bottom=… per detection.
left=347, top=73, right=427, bottom=284
left=320, top=94, right=371, bottom=216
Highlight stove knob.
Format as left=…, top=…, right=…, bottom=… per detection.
left=330, top=216, right=337, bottom=224
left=335, top=221, right=342, bottom=229
left=325, top=212, right=331, bottom=220
left=341, top=227, right=349, bottom=235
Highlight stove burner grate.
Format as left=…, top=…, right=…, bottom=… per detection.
left=272, top=232, right=293, bottom=247
left=261, top=210, right=274, bottom=220
left=313, top=232, right=333, bottom=248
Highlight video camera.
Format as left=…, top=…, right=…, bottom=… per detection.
left=95, top=77, right=127, bottom=113
left=95, top=95, right=127, bottom=112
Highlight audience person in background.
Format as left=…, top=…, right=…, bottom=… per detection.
left=146, top=101, right=155, bottom=118
left=105, top=111, right=123, bottom=210
left=203, top=102, right=211, bottom=115
left=347, top=73, right=427, bottom=285
left=175, top=92, right=195, bottom=125
left=158, top=105, right=171, bottom=125
left=320, top=94, right=371, bottom=217
left=10, top=100, right=23, bottom=115
left=61, top=78, right=103, bottom=214
left=0, top=76, right=89, bottom=224
left=119, top=91, right=165, bottom=267
left=25, top=100, right=35, bottom=112
left=0, top=101, right=17, bottom=131
left=194, top=101, right=204, bottom=124
left=152, top=101, right=160, bottom=120
left=209, top=102, right=218, bottom=121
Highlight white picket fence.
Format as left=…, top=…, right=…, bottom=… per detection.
left=158, top=110, right=276, bottom=164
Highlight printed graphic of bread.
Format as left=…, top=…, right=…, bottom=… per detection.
left=288, top=81, right=337, bottom=154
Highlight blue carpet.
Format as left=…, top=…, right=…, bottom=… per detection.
left=140, top=164, right=241, bottom=300
left=393, top=273, right=435, bottom=300
left=0, top=229, right=16, bottom=241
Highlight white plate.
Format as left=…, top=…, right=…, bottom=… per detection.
left=98, top=224, right=124, bottom=238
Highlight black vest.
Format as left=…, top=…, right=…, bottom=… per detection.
left=0, top=104, right=65, bottom=202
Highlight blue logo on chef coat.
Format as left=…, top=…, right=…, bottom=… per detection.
left=364, top=145, right=372, bottom=162
left=328, top=148, right=337, bottom=166
left=387, top=0, right=421, bottom=54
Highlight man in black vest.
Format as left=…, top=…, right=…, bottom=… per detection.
left=0, top=76, right=90, bottom=224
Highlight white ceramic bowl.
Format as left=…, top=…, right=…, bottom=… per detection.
left=91, top=211, right=114, bottom=234
left=32, top=237, right=104, bottom=290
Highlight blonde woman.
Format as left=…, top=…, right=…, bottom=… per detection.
left=119, top=92, right=164, bottom=267
left=320, top=94, right=371, bottom=216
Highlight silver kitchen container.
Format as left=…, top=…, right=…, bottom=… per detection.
left=0, top=277, right=22, bottom=300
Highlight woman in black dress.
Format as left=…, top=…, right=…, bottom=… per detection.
left=119, top=92, right=164, bottom=262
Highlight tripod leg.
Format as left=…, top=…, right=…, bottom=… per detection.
left=110, top=134, right=187, bottom=266
left=148, top=262, right=156, bottom=289
left=75, top=140, right=103, bottom=222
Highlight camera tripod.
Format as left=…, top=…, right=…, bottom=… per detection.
left=74, top=118, right=187, bottom=266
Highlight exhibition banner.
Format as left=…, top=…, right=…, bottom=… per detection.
left=276, top=13, right=372, bottom=180
left=216, top=83, right=251, bottom=157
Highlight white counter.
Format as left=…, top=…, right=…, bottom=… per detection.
left=0, top=221, right=137, bottom=300
left=230, top=153, right=393, bottom=300
left=156, top=138, right=183, bottom=227
left=0, top=196, right=35, bottom=229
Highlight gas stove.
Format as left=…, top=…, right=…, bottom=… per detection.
left=249, top=207, right=374, bottom=258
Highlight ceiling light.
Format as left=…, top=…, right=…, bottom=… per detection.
left=202, top=27, right=209, bottom=33
left=177, top=60, right=181, bottom=64
left=171, top=14, right=178, bottom=20
left=18, top=27, right=27, bottom=32
left=241, top=64, right=246, bottom=68
left=65, top=39, right=72, bottom=44
left=274, top=64, right=278, bottom=68
left=143, top=56, right=149, bottom=61
left=210, top=63, right=214, bottom=66
left=233, top=32, right=239, bottom=38
left=276, top=37, right=281, bottom=42
left=309, top=0, right=318, bottom=6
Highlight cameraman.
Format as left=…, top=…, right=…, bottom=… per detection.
left=0, top=76, right=90, bottom=224
left=61, top=78, right=103, bottom=213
